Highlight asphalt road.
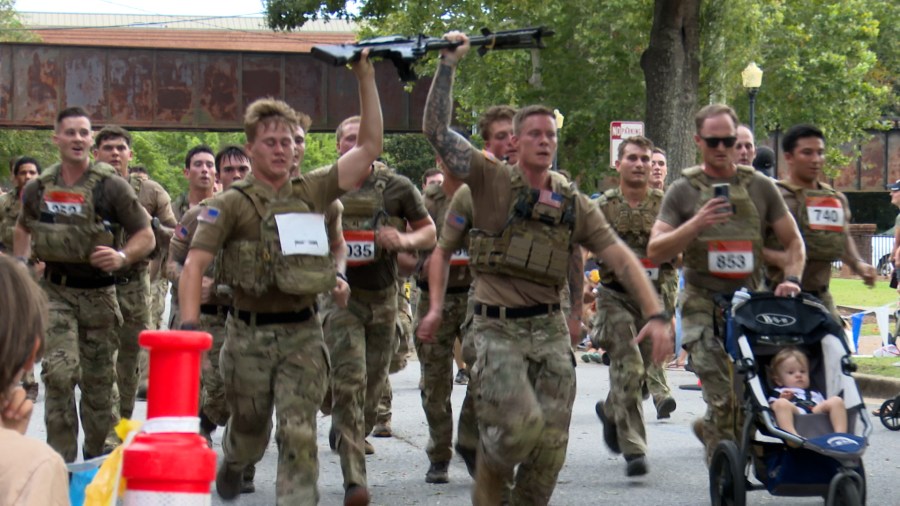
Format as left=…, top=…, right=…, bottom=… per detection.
left=27, top=356, right=899, bottom=505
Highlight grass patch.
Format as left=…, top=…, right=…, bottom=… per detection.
left=860, top=323, right=879, bottom=335
left=830, top=278, right=897, bottom=308
left=853, top=356, right=900, bottom=379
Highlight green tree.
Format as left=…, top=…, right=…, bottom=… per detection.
left=0, top=0, right=38, bottom=42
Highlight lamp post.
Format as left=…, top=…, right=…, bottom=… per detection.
left=741, top=62, right=764, bottom=133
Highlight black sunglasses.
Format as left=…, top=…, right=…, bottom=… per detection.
left=701, top=136, right=738, bottom=148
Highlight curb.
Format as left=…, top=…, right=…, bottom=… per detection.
left=853, top=373, right=900, bottom=400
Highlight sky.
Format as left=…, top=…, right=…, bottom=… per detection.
left=13, top=0, right=268, bottom=17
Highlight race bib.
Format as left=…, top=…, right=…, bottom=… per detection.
left=450, top=248, right=470, bottom=266
left=708, top=240, right=754, bottom=279
left=640, top=257, right=659, bottom=281
left=344, top=230, right=376, bottom=266
left=806, top=196, right=844, bottom=232
left=274, top=213, right=328, bottom=256
left=44, top=191, right=84, bottom=216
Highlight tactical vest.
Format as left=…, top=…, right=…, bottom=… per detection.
left=340, top=163, right=406, bottom=267
left=0, top=191, right=19, bottom=252
left=596, top=187, right=674, bottom=289
left=30, top=163, right=120, bottom=263
left=774, top=181, right=846, bottom=262
left=468, top=170, right=575, bottom=286
left=683, top=165, right=762, bottom=281
left=422, top=183, right=472, bottom=287
left=218, top=179, right=337, bottom=297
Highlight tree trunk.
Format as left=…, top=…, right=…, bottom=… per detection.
left=640, top=0, right=701, bottom=183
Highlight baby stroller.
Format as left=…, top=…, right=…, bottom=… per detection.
left=709, top=291, right=872, bottom=506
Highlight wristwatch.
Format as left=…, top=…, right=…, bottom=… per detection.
left=784, top=275, right=801, bottom=286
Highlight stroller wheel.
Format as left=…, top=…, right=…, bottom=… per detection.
left=825, top=470, right=863, bottom=506
left=709, top=440, right=746, bottom=506
left=879, top=399, right=900, bottom=431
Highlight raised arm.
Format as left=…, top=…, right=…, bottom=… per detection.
left=337, top=50, right=383, bottom=191
left=422, top=32, right=475, bottom=180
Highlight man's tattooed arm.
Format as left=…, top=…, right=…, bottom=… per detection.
left=423, top=61, right=473, bottom=179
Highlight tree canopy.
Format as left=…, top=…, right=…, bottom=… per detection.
left=266, top=0, right=898, bottom=187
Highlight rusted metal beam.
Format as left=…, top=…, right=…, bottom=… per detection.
left=0, top=42, right=430, bottom=133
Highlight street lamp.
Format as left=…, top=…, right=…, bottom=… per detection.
left=741, top=62, right=764, bottom=133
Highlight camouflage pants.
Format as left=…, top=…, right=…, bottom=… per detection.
left=200, top=309, right=229, bottom=426
left=150, top=277, right=169, bottom=330
left=375, top=291, right=413, bottom=426
left=321, top=284, right=397, bottom=489
left=680, top=285, right=741, bottom=464
left=41, top=281, right=122, bottom=462
left=111, top=269, right=151, bottom=421
left=593, top=288, right=649, bottom=456
left=413, top=290, right=468, bottom=463
left=474, top=311, right=576, bottom=505
left=220, top=312, right=329, bottom=505
left=457, top=285, right=479, bottom=453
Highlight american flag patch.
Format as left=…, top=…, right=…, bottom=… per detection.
left=446, top=212, right=466, bottom=230
left=175, top=225, right=188, bottom=239
left=198, top=207, right=220, bottom=224
left=538, top=190, right=562, bottom=209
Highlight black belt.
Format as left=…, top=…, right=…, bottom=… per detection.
left=600, top=281, right=626, bottom=293
left=417, top=281, right=469, bottom=295
left=232, top=306, right=316, bottom=326
left=45, top=271, right=115, bottom=289
left=200, top=304, right=231, bottom=316
left=474, top=303, right=560, bottom=319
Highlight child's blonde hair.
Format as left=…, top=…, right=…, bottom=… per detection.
left=0, top=257, right=48, bottom=395
left=769, top=346, right=809, bottom=387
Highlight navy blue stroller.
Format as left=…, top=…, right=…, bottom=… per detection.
left=709, top=291, right=872, bottom=506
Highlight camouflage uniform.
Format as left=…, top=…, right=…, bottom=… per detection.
left=593, top=187, right=676, bottom=457
left=658, top=164, right=787, bottom=463
left=18, top=161, right=150, bottom=462
left=169, top=203, right=232, bottom=427
left=167, top=192, right=192, bottom=330
left=764, top=180, right=851, bottom=324
left=109, top=174, right=176, bottom=423
left=374, top=280, right=413, bottom=429
left=458, top=152, right=619, bottom=503
left=429, top=185, right=484, bottom=459
left=412, top=183, right=473, bottom=467
left=189, top=169, right=341, bottom=503
left=320, top=164, right=429, bottom=491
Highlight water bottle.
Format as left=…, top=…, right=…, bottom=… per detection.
left=731, top=288, right=751, bottom=308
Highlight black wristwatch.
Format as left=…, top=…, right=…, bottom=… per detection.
left=336, top=272, right=348, bottom=283
left=784, top=275, right=802, bottom=286
left=180, top=321, right=200, bottom=331
left=645, top=312, right=670, bottom=324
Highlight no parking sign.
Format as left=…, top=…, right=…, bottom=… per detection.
left=610, top=121, right=644, bottom=167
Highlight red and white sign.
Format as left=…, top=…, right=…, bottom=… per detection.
left=343, top=230, right=376, bottom=266
left=610, top=121, right=645, bottom=168
left=707, top=240, right=754, bottom=279
left=805, top=196, right=844, bottom=232
left=640, top=257, right=659, bottom=281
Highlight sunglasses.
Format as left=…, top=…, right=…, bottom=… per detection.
left=701, top=136, right=738, bottom=148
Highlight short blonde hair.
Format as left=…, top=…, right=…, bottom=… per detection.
left=769, top=346, right=809, bottom=386
left=244, top=98, right=300, bottom=143
left=335, top=115, right=361, bottom=143
left=695, top=104, right=739, bottom=134
left=0, top=257, right=48, bottom=395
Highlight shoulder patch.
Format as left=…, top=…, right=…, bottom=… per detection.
left=538, top=190, right=563, bottom=209
left=446, top=211, right=467, bottom=230
left=175, top=224, right=189, bottom=240
left=482, top=149, right=500, bottom=163
left=198, top=207, right=220, bottom=224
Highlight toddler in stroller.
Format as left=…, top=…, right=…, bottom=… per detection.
left=768, top=346, right=848, bottom=440
left=709, top=291, right=871, bottom=506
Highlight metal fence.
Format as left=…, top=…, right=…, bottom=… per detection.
left=832, top=234, right=895, bottom=275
